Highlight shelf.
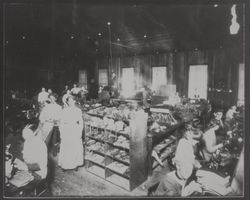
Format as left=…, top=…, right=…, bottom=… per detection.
left=87, top=135, right=106, bottom=144
left=88, top=149, right=106, bottom=157
left=87, top=112, right=130, bottom=125
left=106, top=129, right=130, bottom=139
left=86, top=124, right=130, bottom=139
left=153, top=135, right=177, bottom=152
left=151, top=122, right=183, bottom=145
left=87, top=165, right=106, bottom=179
left=108, top=142, right=130, bottom=153
left=85, top=154, right=106, bottom=167
left=86, top=112, right=104, bottom=119
left=86, top=159, right=106, bottom=168
left=106, top=166, right=129, bottom=180
left=106, top=161, right=129, bottom=173
left=87, top=135, right=129, bottom=152
left=87, top=149, right=129, bottom=166
left=106, top=173, right=130, bottom=191
left=152, top=144, right=176, bottom=170
left=84, top=108, right=149, bottom=191
left=153, top=140, right=175, bottom=154
left=105, top=154, right=130, bottom=166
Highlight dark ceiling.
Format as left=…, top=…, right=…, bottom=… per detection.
left=4, top=2, right=244, bottom=58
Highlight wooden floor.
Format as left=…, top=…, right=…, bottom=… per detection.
left=50, top=153, right=147, bottom=196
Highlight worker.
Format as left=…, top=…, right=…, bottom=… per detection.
left=38, top=87, right=49, bottom=105
left=225, top=105, right=237, bottom=121
left=154, top=160, right=202, bottom=196
left=61, top=85, right=69, bottom=96
left=58, top=97, right=84, bottom=170
left=38, top=97, right=62, bottom=147
left=174, top=124, right=202, bottom=169
left=141, top=85, right=152, bottom=110
left=98, top=86, right=110, bottom=105
left=201, top=124, right=224, bottom=162
left=71, top=84, right=81, bottom=96
left=62, top=90, right=72, bottom=107
left=14, top=124, right=48, bottom=182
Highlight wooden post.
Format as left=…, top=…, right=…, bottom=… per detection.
left=130, top=110, right=148, bottom=190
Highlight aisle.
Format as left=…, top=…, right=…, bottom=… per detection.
left=50, top=154, right=147, bottom=196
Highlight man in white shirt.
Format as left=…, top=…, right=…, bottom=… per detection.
left=38, top=88, right=49, bottom=104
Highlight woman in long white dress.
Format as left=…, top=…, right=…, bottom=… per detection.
left=58, top=97, right=84, bottom=170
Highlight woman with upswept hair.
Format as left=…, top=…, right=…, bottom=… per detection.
left=58, top=96, right=84, bottom=170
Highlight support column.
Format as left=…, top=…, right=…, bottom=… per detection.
left=167, top=53, right=174, bottom=85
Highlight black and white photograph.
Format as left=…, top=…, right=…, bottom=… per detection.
left=2, top=0, right=245, bottom=198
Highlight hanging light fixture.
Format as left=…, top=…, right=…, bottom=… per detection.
left=107, top=22, right=113, bottom=81
left=230, top=4, right=240, bottom=35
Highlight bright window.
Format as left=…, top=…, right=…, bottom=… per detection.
left=98, top=69, right=108, bottom=86
left=152, top=66, right=167, bottom=91
left=79, top=70, right=87, bottom=88
left=188, top=65, right=208, bottom=99
left=121, top=68, right=135, bottom=98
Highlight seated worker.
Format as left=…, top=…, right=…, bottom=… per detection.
left=14, top=124, right=48, bottom=182
left=154, top=160, right=202, bottom=196
left=79, top=85, right=88, bottom=101
left=174, top=124, right=202, bottom=169
left=210, top=110, right=224, bottom=129
left=208, top=110, right=226, bottom=143
left=153, top=125, right=203, bottom=196
left=225, top=105, right=237, bottom=121
left=224, top=105, right=239, bottom=132
left=98, top=86, right=110, bottom=104
left=201, top=124, right=224, bottom=162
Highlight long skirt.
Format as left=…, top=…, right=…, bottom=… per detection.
left=37, top=122, right=54, bottom=147
left=58, top=124, right=83, bottom=170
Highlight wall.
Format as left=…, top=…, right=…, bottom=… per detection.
left=96, top=47, right=243, bottom=107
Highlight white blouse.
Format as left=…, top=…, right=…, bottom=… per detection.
left=22, top=136, right=48, bottom=179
